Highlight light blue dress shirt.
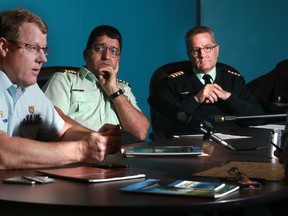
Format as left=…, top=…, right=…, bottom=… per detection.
left=0, top=70, right=64, bottom=140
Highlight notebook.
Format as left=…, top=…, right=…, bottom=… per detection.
left=123, top=145, right=202, bottom=156
left=37, top=166, right=145, bottom=183
left=121, top=178, right=239, bottom=199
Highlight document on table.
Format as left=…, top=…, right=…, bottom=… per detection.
left=173, top=133, right=252, bottom=140
left=250, top=124, right=285, bottom=130
left=193, top=161, right=285, bottom=181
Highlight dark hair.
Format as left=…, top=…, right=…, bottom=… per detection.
left=85, top=25, right=122, bottom=52
left=0, top=8, right=48, bottom=41
left=185, top=26, right=216, bottom=51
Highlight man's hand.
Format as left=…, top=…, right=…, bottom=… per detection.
left=194, top=83, right=231, bottom=104
left=97, top=63, right=119, bottom=96
left=274, top=149, right=284, bottom=164
left=79, top=124, right=122, bottom=163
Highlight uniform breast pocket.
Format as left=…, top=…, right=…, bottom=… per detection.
left=70, top=91, right=98, bottom=113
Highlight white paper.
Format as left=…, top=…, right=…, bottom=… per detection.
left=173, top=133, right=251, bottom=140
left=249, top=124, right=285, bottom=130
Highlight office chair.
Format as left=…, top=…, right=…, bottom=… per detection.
left=247, top=59, right=288, bottom=114
left=37, top=66, right=80, bottom=88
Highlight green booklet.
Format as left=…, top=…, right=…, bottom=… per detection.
left=123, top=146, right=202, bottom=156
left=121, top=179, right=239, bottom=199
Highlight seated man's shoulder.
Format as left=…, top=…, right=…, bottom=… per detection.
left=276, top=59, right=288, bottom=67
left=224, top=69, right=241, bottom=76
left=217, top=62, right=242, bottom=77
left=167, top=70, right=186, bottom=79
left=49, top=69, right=79, bottom=80
left=51, top=69, right=79, bottom=82
left=58, top=69, right=79, bottom=75
left=117, top=79, right=131, bottom=87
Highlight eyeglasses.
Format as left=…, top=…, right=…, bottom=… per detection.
left=92, top=44, right=120, bottom=58
left=7, top=40, right=50, bottom=56
left=227, top=166, right=250, bottom=182
left=189, top=44, right=218, bottom=56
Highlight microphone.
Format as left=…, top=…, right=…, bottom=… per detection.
left=148, top=96, right=235, bottom=151
left=198, top=121, right=235, bottom=151
left=209, top=114, right=287, bottom=123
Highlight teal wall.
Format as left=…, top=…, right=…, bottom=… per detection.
left=201, top=0, right=288, bottom=82
left=1, top=0, right=197, bottom=139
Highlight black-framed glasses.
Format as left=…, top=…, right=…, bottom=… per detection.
left=92, top=44, right=120, bottom=58
left=7, top=40, right=50, bottom=56
left=189, top=44, right=218, bottom=56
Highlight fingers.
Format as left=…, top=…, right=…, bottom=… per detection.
left=98, top=66, right=116, bottom=78
left=82, top=130, right=122, bottom=163
left=98, top=123, right=121, bottom=132
left=202, top=84, right=229, bottom=104
left=274, top=150, right=284, bottom=164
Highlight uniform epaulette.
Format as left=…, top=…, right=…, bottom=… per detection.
left=168, top=71, right=185, bottom=78
left=59, top=69, right=78, bottom=75
left=117, top=79, right=130, bottom=87
left=225, top=70, right=241, bottom=77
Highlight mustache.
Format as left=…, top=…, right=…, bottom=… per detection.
left=97, top=60, right=112, bottom=67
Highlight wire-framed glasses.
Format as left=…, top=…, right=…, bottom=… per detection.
left=7, top=40, right=50, bottom=56
left=92, top=44, right=120, bottom=58
left=189, top=44, right=218, bottom=56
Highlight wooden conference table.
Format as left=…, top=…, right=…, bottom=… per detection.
left=0, top=127, right=287, bottom=216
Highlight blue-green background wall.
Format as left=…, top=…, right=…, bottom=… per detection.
left=1, top=0, right=196, bottom=139
left=2, top=0, right=288, bottom=140
left=201, top=0, right=288, bottom=81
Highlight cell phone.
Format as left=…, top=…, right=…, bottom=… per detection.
left=3, top=176, right=36, bottom=185
left=22, top=176, right=55, bottom=183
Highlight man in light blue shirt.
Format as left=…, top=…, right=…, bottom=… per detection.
left=0, top=8, right=122, bottom=170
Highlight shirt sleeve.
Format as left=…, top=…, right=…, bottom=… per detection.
left=120, top=83, right=141, bottom=111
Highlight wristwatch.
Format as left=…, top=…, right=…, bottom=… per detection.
left=110, top=89, right=124, bottom=100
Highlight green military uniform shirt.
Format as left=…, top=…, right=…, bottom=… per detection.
left=43, top=67, right=141, bottom=131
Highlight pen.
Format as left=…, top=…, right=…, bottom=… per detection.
left=72, top=89, right=84, bottom=92
left=270, top=141, right=284, bottom=152
left=90, top=164, right=129, bottom=168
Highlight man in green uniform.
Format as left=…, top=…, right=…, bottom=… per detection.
left=43, top=25, right=149, bottom=142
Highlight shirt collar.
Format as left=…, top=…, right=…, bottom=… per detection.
left=0, top=70, right=25, bottom=94
left=194, top=66, right=216, bottom=84
left=79, top=66, right=98, bottom=83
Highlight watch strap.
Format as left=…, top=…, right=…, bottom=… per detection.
left=110, top=89, right=124, bottom=100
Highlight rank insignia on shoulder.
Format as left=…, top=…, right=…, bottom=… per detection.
left=59, top=69, right=78, bottom=75
left=117, top=79, right=131, bottom=87
left=168, top=71, right=184, bottom=78
left=226, top=70, right=241, bottom=77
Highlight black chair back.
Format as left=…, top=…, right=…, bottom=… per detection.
left=37, top=66, right=80, bottom=88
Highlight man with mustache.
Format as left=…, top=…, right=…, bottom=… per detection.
left=43, top=25, right=149, bottom=142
